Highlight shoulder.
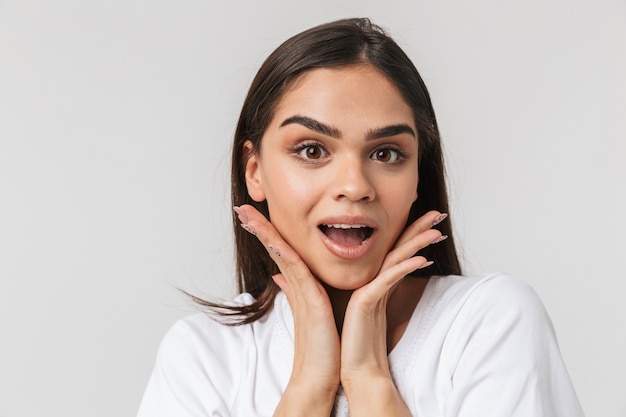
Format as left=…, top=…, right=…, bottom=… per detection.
left=431, top=272, right=558, bottom=360
left=158, top=294, right=262, bottom=364
left=428, top=274, right=585, bottom=416
left=432, top=272, right=548, bottom=320
left=153, top=293, right=260, bottom=383
left=424, top=272, right=557, bottom=357
left=137, top=293, right=275, bottom=416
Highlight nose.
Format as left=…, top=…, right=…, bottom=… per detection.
left=332, top=157, right=375, bottom=203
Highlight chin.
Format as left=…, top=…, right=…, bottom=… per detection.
left=314, top=264, right=379, bottom=291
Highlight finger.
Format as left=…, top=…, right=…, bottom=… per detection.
left=353, top=256, right=432, bottom=306
left=393, top=210, right=447, bottom=248
left=234, top=205, right=299, bottom=265
left=380, top=210, right=448, bottom=272
left=381, top=227, right=443, bottom=272
left=234, top=205, right=320, bottom=292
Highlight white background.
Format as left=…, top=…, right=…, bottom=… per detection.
left=1, top=1, right=624, bottom=416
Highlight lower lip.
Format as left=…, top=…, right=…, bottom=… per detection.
left=318, top=228, right=377, bottom=260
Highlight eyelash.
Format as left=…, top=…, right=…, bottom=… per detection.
left=370, top=146, right=409, bottom=163
left=291, top=141, right=409, bottom=164
left=292, top=141, right=329, bottom=161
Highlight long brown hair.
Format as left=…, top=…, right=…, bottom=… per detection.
left=192, top=17, right=462, bottom=324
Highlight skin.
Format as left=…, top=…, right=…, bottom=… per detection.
left=237, top=64, right=447, bottom=416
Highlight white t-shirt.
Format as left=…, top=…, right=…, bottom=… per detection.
left=137, top=273, right=585, bottom=416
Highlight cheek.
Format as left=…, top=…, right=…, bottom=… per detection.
left=265, top=169, right=317, bottom=208
left=382, top=176, right=418, bottom=231
left=262, top=165, right=322, bottom=233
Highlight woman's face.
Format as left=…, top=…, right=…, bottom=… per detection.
left=245, top=64, right=419, bottom=290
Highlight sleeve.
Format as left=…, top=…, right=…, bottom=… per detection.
left=444, top=275, right=585, bottom=417
left=136, top=317, right=237, bottom=417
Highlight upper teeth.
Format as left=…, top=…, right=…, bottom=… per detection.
left=325, top=224, right=367, bottom=229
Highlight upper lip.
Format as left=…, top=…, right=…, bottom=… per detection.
left=317, top=215, right=377, bottom=229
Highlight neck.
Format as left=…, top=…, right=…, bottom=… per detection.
left=322, top=284, right=353, bottom=335
left=321, top=277, right=430, bottom=349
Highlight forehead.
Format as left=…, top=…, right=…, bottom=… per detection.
left=271, top=64, right=415, bottom=127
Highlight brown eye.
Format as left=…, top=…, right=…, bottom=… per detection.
left=296, top=144, right=327, bottom=160
left=370, top=147, right=406, bottom=163
left=305, top=146, right=322, bottom=159
left=373, top=149, right=392, bottom=162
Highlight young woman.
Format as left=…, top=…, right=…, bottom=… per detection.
left=137, top=18, right=584, bottom=417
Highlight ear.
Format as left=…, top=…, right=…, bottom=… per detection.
left=243, top=140, right=266, bottom=202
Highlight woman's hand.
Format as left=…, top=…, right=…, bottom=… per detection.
left=234, top=205, right=447, bottom=416
left=234, top=205, right=340, bottom=416
left=339, top=210, right=446, bottom=416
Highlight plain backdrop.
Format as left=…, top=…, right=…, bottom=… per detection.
left=1, top=1, right=624, bottom=416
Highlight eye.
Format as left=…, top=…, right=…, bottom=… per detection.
left=295, top=143, right=328, bottom=160
left=370, top=147, right=405, bottom=163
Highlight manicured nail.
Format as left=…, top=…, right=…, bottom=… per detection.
left=233, top=206, right=248, bottom=224
left=431, top=235, right=448, bottom=245
left=432, top=213, right=448, bottom=227
left=419, top=260, right=434, bottom=269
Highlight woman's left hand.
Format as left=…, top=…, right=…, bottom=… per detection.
left=339, top=210, right=446, bottom=415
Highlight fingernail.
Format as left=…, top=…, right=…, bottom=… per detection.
left=419, top=260, right=434, bottom=269
left=432, top=213, right=448, bottom=227
left=233, top=206, right=248, bottom=224
left=431, top=235, right=448, bottom=245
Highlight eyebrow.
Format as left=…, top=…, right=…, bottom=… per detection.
left=280, top=115, right=416, bottom=140
left=280, top=115, right=341, bottom=138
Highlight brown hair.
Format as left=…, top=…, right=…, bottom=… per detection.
left=191, top=17, right=462, bottom=323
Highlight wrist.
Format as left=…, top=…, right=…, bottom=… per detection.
left=341, top=371, right=392, bottom=396
left=341, top=374, right=410, bottom=416
left=340, top=363, right=392, bottom=392
left=274, top=379, right=338, bottom=417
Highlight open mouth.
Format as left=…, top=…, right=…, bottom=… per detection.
left=319, top=224, right=374, bottom=247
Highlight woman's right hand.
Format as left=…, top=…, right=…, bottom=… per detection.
left=234, top=205, right=340, bottom=416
